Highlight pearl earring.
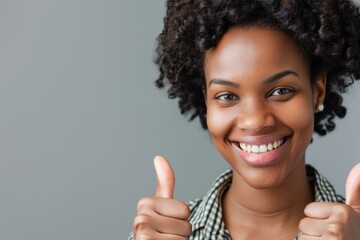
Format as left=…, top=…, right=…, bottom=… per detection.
left=317, top=103, right=324, bottom=112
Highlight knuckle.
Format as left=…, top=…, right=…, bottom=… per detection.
left=327, top=222, right=344, bottom=237
left=137, top=198, right=153, bottom=213
left=133, top=214, right=152, bottom=232
left=179, top=203, right=191, bottom=217
left=184, top=222, right=193, bottom=236
left=332, top=204, right=351, bottom=218
left=298, top=218, right=307, bottom=229
left=331, top=204, right=354, bottom=224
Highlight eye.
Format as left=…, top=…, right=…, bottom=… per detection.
left=269, top=87, right=295, bottom=97
left=216, top=93, right=239, bottom=101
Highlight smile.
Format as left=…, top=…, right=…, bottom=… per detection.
left=237, top=137, right=287, bottom=154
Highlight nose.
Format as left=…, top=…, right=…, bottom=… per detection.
left=236, top=99, right=275, bottom=132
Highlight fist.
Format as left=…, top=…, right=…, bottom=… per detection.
left=133, top=156, right=192, bottom=239
left=299, top=202, right=360, bottom=239
left=299, top=164, right=360, bottom=239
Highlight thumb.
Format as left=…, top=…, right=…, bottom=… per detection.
left=346, top=163, right=360, bottom=212
left=154, top=155, right=175, bottom=198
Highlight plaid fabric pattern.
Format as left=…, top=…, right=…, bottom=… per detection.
left=129, top=165, right=344, bottom=239
left=187, top=165, right=345, bottom=239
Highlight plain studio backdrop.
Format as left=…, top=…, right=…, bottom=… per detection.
left=0, top=0, right=359, bottom=239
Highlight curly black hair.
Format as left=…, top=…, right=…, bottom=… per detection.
left=155, top=0, right=360, bottom=136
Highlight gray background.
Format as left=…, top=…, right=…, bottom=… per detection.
left=0, top=0, right=359, bottom=239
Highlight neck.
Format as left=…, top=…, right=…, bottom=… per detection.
left=222, top=163, right=313, bottom=239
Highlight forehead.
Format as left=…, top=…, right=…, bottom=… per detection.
left=204, top=26, right=309, bottom=80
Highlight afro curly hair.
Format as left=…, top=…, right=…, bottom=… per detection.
left=155, top=0, right=360, bottom=136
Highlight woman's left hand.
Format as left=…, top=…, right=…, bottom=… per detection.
left=299, top=163, right=360, bottom=240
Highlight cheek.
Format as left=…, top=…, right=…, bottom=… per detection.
left=280, top=95, right=315, bottom=137
left=206, top=106, right=236, bottom=140
left=206, top=106, right=237, bottom=163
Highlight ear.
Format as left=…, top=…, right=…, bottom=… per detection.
left=312, top=73, right=326, bottom=112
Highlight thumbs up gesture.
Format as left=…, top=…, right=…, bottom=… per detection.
left=133, top=156, right=192, bottom=239
left=299, top=164, right=360, bottom=239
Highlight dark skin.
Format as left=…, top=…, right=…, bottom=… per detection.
left=132, top=26, right=360, bottom=240
left=204, top=26, right=319, bottom=240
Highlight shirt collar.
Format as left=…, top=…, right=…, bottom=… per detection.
left=189, top=165, right=344, bottom=238
left=189, top=169, right=232, bottom=238
left=306, top=165, right=345, bottom=202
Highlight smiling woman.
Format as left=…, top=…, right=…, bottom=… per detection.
left=205, top=27, right=321, bottom=187
left=130, top=0, right=360, bottom=239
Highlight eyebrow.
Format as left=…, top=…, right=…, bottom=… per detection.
left=208, top=79, right=240, bottom=88
left=208, top=70, right=299, bottom=88
left=263, top=70, right=299, bottom=84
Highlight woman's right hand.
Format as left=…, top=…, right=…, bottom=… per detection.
left=132, top=156, right=192, bottom=239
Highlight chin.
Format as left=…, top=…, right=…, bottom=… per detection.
left=236, top=168, right=288, bottom=189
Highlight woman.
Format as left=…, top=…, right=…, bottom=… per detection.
left=130, top=0, right=360, bottom=239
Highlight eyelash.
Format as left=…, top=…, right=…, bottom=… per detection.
left=215, top=87, right=295, bottom=102
left=268, top=87, right=295, bottom=97
left=216, top=93, right=239, bottom=101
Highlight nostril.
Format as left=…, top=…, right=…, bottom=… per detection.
left=237, top=108, right=276, bottom=132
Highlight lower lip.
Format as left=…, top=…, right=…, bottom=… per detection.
left=232, top=138, right=290, bottom=167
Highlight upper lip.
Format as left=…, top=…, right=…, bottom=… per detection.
left=230, top=134, right=290, bottom=145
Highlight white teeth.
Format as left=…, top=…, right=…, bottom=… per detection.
left=251, top=145, right=259, bottom=153
left=247, top=145, right=251, bottom=152
left=239, top=138, right=285, bottom=153
left=240, top=143, right=246, bottom=150
left=259, top=145, right=267, bottom=153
